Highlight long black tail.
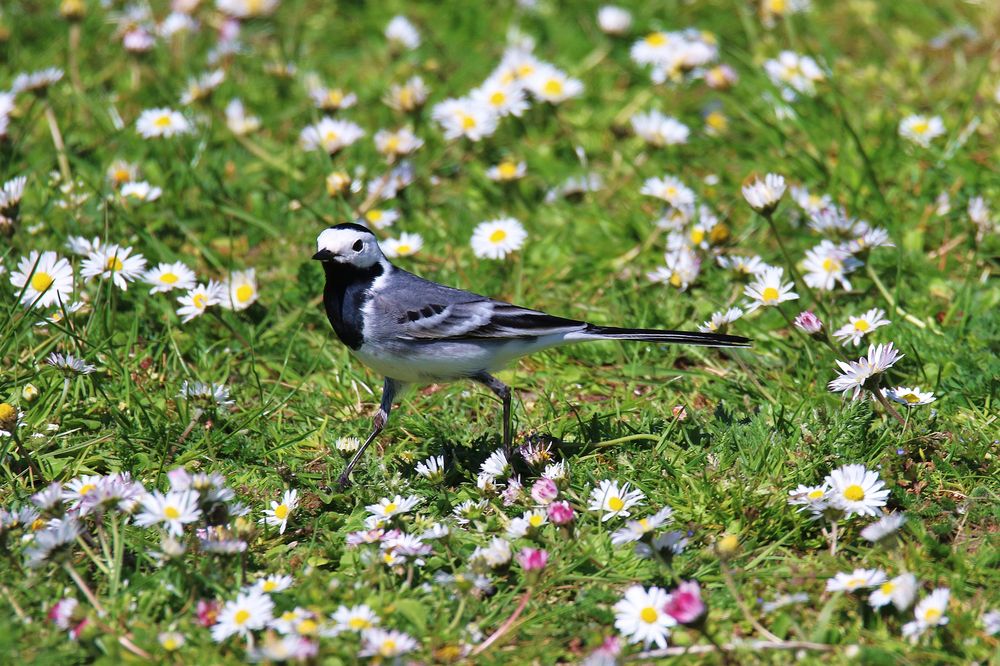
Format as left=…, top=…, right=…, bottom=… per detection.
left=575, top=324, right=751, bottom=348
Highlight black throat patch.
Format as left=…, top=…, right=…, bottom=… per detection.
left=321, top=261, right=385, bottom=350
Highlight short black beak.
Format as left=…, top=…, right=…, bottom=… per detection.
left=312, top=249, right=335, bottom=261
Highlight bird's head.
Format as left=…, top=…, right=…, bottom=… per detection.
left=312, top=223, right=385, bottom=269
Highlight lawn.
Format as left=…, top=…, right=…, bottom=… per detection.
left=1, top=0, right=998, bottom=663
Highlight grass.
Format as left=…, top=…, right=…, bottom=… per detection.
left=1, top=0, right=998, bottom=663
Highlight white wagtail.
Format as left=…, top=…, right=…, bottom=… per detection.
left=313, top=223, right=750, bottom=486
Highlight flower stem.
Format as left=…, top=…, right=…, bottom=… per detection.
left=44, top=103, right=72, bottom=184
left=828, top=520, right=838, bottom=557
left=64, top=562, right=107, bottom=617
left=864, top=263, right=927, bottom=330
left=871, top=386, right=908, bottom=428
left=471, top=587, right=532, bottom=656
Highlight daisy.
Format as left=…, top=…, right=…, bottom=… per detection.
left=299, top=117, right=364, bottom=154
left=176, top=281, right=224, bottom=323
left=332, top=604, right=380, bottom=633
left=793, top=310, right=823, bottom=334
left=385, top=76, right=429, bottom=112
left=81, top=244, right=147, bottom=291
left=763, top=51, right=824, bottom=97
left=431, top=97, right=498, bottom=141
left=597, top=6, right=632, bottom=35
left=982, top=610, right=1000, bottom=636
left=158, top=631, right=185, bottom=651
left=373, top=127, right=423, bottom=158
left=610, top=507, right=674, bottom=546
left=142, top=261, right=196, bottom=294
left=472, top=77, right=529, bottom=118
left=61, top=475, right=105, bottom=508
left=790, top=185, right=832, bottom=215
left=588, top=479, right=645, bottom=522
left=487, top=160, right=527, bottom=184
left=828, top=342, right=904, bottom=399
left=453, top=499, right=486, bottom=524
left=308, top=85, right=358, bottom=112
left=704, top=63, right=738, bottom=89
left=825, top=464, right=890, bottom=517
left=716, top=254, right=769, bottom=277
left=211, top=589, right=275, bottom=642
left=868, top=572, right=917, bottom=611
left=325, top=171, right=351, bottom=196
left=106, top=161, right=139, bottom=188
left=10, top=251, right=74, bottom=308
left=66, top=236, right=101, bottom=256
left=861, top=512, right=907, bottom=543
left=885, top=386, right=935, bottom=406
left=415, top=455, right=445, bottom=482
left=180, top=69, right=224, bottom=105
left=261, top=489, right=298, bottom=534
left=134, top=490, right=202, bottom=536
left=807, top=207, right=867, bottom=238
left=363, top=208, right=399, bottom=230
left=360, top=628, right=418, bottom=658
left=119, top=181, right=162, bottom=204
left=902, top=588, right=950, bottom=642
left=45, top=352, right=95, bottom=375
left=381, top=232, right=423, bottom=258
left=899, top=115, right=945, bottom=148
left=846, top=226, right=894, bottom=254
left=480, top=449, right=509, bottom=478
left=525, top=65, right=584, bottom=104
left=225, top=99, right=260, bottom=135
left=631, top=111, right=689, bottom=147
left=642, top=177, right=696, bottom=210
left=254, top=574, right=294, bottom=594
left=826, top=568, right=887, bottom=592
left=221, top=269, right=258, bottom=311
left=24, top=517, right=81, bottom=568
left=787, top=483, right=829, bottom=517
left=216, top=0, right=279, bottom=18
left=471, top=217, right=527, bottom=260
left=366, top=495, right=420, bottom=520
left=136, top=107, right=192, bottom=138
left=698, top=307, right=743, bottom=334
left=742, top=173, right=786, bottom=214
left=743, top=266, right=798, bottom=312
left=470, top=537, right=512, bottom=569
left=613, top=585, right=676, bottom=648
left=833, top=308, right=891, bottom=346
left=335, top=436, right=360, bottom=453
left=0, top=175, right=26, bottom=216
left=11, top=67, right=64, bottom=94
left=802, top=240, right=861, bottom=291
left=385, top=15, right=420, bottom=50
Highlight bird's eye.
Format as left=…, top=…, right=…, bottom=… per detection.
left=352, top=240, right=364, bottom=252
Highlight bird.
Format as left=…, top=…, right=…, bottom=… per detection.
left=313, top=223, right=750, bottom=486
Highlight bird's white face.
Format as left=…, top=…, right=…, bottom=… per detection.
left=314, top=226, right=384, bottom=268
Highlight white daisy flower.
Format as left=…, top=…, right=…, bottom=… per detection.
left=81, top=244, right=147, bottom=291
left=9, top=250, right=74, bottom=308
left=471, top=217, right=527, bottom=260
left=307, top=86, right=357, bottom=112
left=981, top=609, right=1000, bottom=636
left=826, top=568, right=887, bottom=592
left=763, top=50, right=824, bottom=97
left=902, top=588, right=950, bottom=642
left=46, top=352, right=95, bottom=375
left=221, top=269, right=258, bottom=311
left=480, top=449, right=510, bottom=478
left=179, top=69, right=224, bottom=105
left=119, top=181, right=162, bottom=204
left=899, top=115, right=945, bottom=148
left=828, top=342, right=904, bottom=399
left=366, top=495, right=420, bottom=519
left=846, top=226, right=895, bottom=254
left=0, top=175, right=26, bottom=215
left=613, top=585, right=676, bottom=648
left=742, top=173, right=786, bottom=214
left=362, top=208, right=399, bottom=230
left=631, top=111, right=689, bottom=147
left=225, top=99, right=261, bottom=135
left=640, top=175, right=695, bottom=208
left=385, top=76, right=429, bottom=112
left=211, top=589, right=275, bottom=642
left=802, top=240, right=861, bottom=291
left=610, top=506, right=674, bottom=545
left=61, top=475, right=105, bottom=508
left=216, top=0, right=279, bottom=18
left=374, top=127, right=423, bottom=158
left=524, top=65, right=583, bottom=103
left=360, top=627, right=419, bottom=658
left=494, top=48, right=542, bottom=85
left=470, top=537, right=512, bottom=569
left=66, top=235, right=101, bottom=256
left=743, top=266, right=798, bottom=312
left=861, top=513, right=907, bottom=543
left=381, top=232, right=424, bottom=259
left=807, top=206, right=867, bottom=238
left=698, top=307, right=743, bottom=334
left=176, top=281, right=224, bottom=323
left=385, top=15, right=420, bottom=50
left=431, top=97, right=498, bottom=141
left=588, top=479, right=644, bottom=522
left=136, top=108, right=192, bottom=138
left=790, top=185, right=832, bottom=215
left=261, top=489, right=298, bottom=534
left=143, top=261, right=196, bottom=294
left=335, top=436, right=360, bottom=453
left=885, top=386, right=935, bottom=407
left=716, top=254, right=769, bottom=277
left=787, top=483, right=829, bottom=516
left=414, top=455, right=445, bottom=481
left=299, top=117, right=364, bottom=154
left=869, top=572, right=917, bottom=611
left=542, top=460, right=567, bottom=482
left=11, top=67, right=64, bottom=94
left=833, top=308, right=891, bottom=347
left=331, top=604, right=380, bottom=633
left=486, top=159, right=527, bottom=182
left=597, top=6, right=632, bottom=35
left=647, top=247, right=701, bottom=291
left=825, top=464, right=890, bottom=517
left=472, top=77, right=530, bottom=118
left=134, top=490, right=202, bottom=536
left=254, top=573, right=294, bottom=594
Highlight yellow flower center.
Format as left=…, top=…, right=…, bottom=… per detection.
left=488, top=229, right=507, bottom=243
left=706, top=111, right=727, bottom=130
left=327, top=90, right=344, bottom=106
left=528, top=514, right=544, bottom=527
left=543, top=79, right=563, bottom=96
left=821, top=258, right=840, bottom=272
left=665, top=186, right=678, bottom=198
left=384, top=136, right=401, bottom=153
left=383, top=502, right=398, bottom=514
left=297, top=619, right=318, bottom=634
left=234, top=609, right=250, bottom=625
left=645, top=32, right=666, bottom=46
left=669, top=273, right=682, bottom=287
left=923, top=608, right=942, bottom=623
left=114, top=169, right=131, bottom=183
left=106, top=256, right=124, bottom=272
left=608, top=496, right=625, bottom=512
left=78, top=483, right=96, bottom=495
left=640, top=607, right=658, bottom=623
left=396, top=244, right=411, bottom=255
left=761, top=286, right=780, bottom=302
left=154, top=115, right=173, bottom=128
left=516, top=64, right=535, bottom=78
left=902, top=392, right=921, bottom=404
left=366, top=210, right=383, bottom=222
left=380, top=639, right=398, bottom=656
left=323, top=130, right=339, bottom=144
left=31, top=518, right=46, bottom=531
left=637, top=518, right=650, bottom=531
left=879, top=582, right=895, bottom=594
left=768, top=0, right=787, bottom=12
left=843, top=484, right=865, bottom=502
left=349, top=617, right=371, bottom=630
left=398, top=88, right=414, bottom=108
left=489, top=91, right=506, bottom=106
left=160, top=272, right=178, bottom=284
left=460, top=114, right=477, bottom=130
left=498, top=162, right=518, bottom=178
left=912, top=121, right=928, bottom=135
left=690, top=229, right=705, bottom=245
left=853, top=319, right=870, bottom=332
left=162, top=637, right=179, bottom=651
left=193, top=293, right=207, bottom=309
left=807, top=489, right=824, bottom=500
left=847, top=577, right=865, bottom=589
left=164, top=506, right=181, bottom=519
left=236, top=284, right=254, bottom=303
left=262, top=580, right=277, bottom=591
left=274, top=504, right=289, bottom=520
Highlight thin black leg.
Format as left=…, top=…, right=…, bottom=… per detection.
left=472, top=372, right=513, bottom=455
left=338, top=378, right=403, bottom=488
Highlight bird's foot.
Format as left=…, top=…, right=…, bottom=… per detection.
left=337, top=471, right=352, bottom=489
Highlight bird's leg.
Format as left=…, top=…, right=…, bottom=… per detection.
left=338, top=378, right=403, bottom=488
left=472, top=372, right=513, bottom=457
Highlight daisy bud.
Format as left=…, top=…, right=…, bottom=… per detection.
left=516, top=547, right=549, bottom=572
left=663, top=580, right=706, bottom=625
left=325, top=171, right=352, bottom=197
left=547, top=500, right=575, bottom=525
left=0, top=403, right=17, bottom=432
left=715, top=533, right=740, bottom=559
left=794, top=310, right=823, bottom=334
left=672, top=405, right=688, bottom=421
left=196, top=599, right=220, bottom=627
left=597, top=6, right=632, bottom=36
left=530, top=478, right=558, bottom=505
left=742, top=173, right=786, bottom=216
left=21, top=383, right=40, bottom=403
left=60, top=0, right=85, bottom=21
